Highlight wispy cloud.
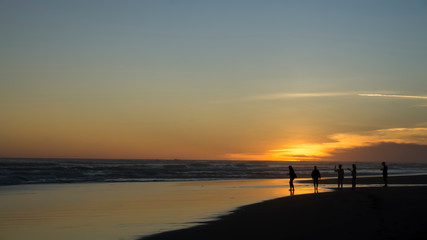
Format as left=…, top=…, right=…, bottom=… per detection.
left=358, top=93, right=427, bottom=100
left=247, top=91, right=427, bottom=102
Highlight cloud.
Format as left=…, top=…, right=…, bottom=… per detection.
left=358, top=93, right=427, bottom=100
left=330, top=128, right=427, bottom=147
left=310, top=128, right=427, bottom=161
left=326, top=142, right=427, bottom=163
left=227, top=128, right=427, bottom=161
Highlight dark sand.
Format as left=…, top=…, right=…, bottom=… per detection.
left=140, top=175, right=427, bottom=240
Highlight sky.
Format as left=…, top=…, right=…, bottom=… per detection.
left=1, top=0, right=427, bottom=162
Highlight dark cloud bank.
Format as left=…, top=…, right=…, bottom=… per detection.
left=327, top=142, right=427, bottom=163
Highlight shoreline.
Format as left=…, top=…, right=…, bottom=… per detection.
left=140, top=174, right=427, bottom=240
left=297, top=173, right=427, bottom=185
left=3, top=173, right=427, bottom=187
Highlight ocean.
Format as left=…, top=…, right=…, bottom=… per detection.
left=2, top=158, right=427, bottom=186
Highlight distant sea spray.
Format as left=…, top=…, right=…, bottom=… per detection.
left=1, top=158, right=427, bottom=186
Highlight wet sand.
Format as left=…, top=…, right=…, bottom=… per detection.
left=141, top=175, right=427, bottom=240
left=0, top=179, right=325, bottom=240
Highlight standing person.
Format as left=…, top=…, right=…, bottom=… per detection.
left=347, top=164, right=357, bottom=189
left=311, top=166, right=321, bottom=192
left=288, top=166, right=297, bottom=192
left=334, top=164, right=344, bottom=189
left=381, top=162, right=388, bottom=187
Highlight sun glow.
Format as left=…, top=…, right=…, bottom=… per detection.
left=271, top=144, right=327, bottom=157
left=225, top=144, right=327, bottom=161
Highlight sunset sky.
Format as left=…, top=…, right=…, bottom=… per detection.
left=1, top=1, right=427, bottom=161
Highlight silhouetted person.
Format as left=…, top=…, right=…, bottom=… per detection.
left=288, top=165, right=297, bottom=192
left=381, top=162, right=388, bottom=187
left=347, top=164, right=357, bottom=189
left=334, top=164, right=344, bottom=189
left=311, top=166, right=321, bottom=192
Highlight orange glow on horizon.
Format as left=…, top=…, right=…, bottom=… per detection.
left=2, top=127, right=427, bottom=161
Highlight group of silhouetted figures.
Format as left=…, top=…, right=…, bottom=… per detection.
left=288, top=162, right=388, bottom=193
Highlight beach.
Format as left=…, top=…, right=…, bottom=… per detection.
left=141, top=175, right=427, bottom=240
left=3, top=1, right=427, bottom=240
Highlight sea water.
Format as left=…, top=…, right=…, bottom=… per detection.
left=2, top=158, right=427, bottom=186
